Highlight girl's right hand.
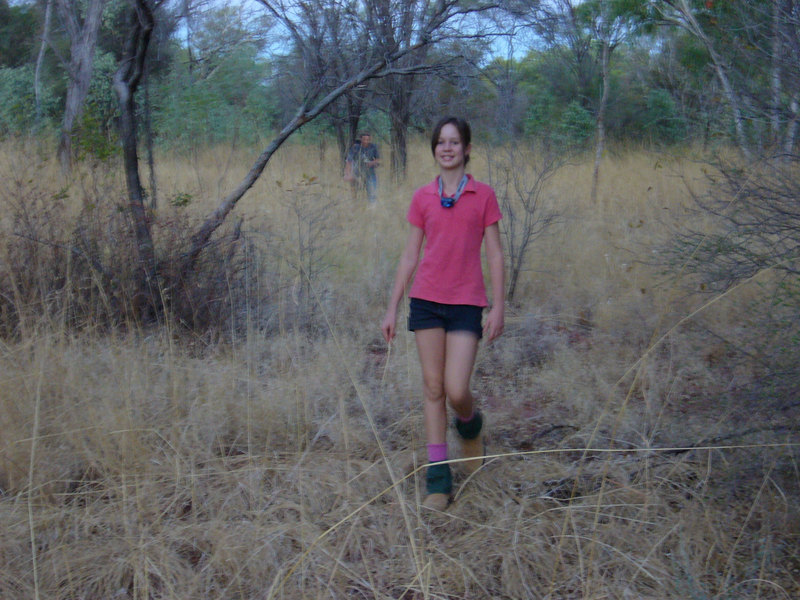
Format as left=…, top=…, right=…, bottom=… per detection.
left=381, top=309, right=397, bottom=343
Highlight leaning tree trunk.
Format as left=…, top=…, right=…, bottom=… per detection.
left=664, top=0, right=752, bottom=159
left=113, top=0, right=158, bottom=306
left=184, top=0, right=455, bottom=274
left=55, top=0, right=105, bottom=173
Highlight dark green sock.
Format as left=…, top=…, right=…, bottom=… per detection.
left=454, top=410, right=483, bottom=440
left=426, top=462, right=452, bottom=495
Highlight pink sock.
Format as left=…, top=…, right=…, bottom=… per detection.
left=457, top=411, right=476, bottom=423
left=427, top=443, right=448, bottom=463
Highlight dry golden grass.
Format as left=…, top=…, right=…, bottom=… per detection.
left=0, top=138, right=798, bottom=599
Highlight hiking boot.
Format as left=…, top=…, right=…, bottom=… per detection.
left=423, top=462, right=452, bottom=510
left=455, top=411, right=485, bottom=476
left=422, top=492, right=451, bottom=511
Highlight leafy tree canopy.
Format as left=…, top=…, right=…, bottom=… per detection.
left=0, top=0, right=40, bottom=68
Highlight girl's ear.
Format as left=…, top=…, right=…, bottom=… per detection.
left=465, top=143, right=472, bottom=157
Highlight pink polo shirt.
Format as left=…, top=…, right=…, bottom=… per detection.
left=407, top=174, right=502, bottom=307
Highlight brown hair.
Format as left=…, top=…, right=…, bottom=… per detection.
left=430, top=116, right=471, bottom=166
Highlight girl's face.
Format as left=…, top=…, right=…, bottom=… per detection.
left=434, top=123, right=470, bottom=171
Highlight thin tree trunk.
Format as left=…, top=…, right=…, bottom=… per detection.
left=334, top=120, right=348, bottom=170
left=183, top=0, right=195, bottom=79
left=56, top=0, right=106, bottom=173
left=335, top=96, right=363, bottom=171
left=708, top=50, right=750, bottom=158
left=784, top=94, right=799, bottom=154
left=591, top=38, right=609, bottom=204
left=34, top=0, right=53, bottom=128
left=347, top=100, right=361, bottom=150
left=771, top=0, right=782, bottom=143
left=143, top=61, right=158, bottom=209
left=389, top=75, right=411, bottom=181
left=390, top=106, right=409, bottom=181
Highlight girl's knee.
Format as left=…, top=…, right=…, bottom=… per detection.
left=422, top=381, right=445, bottom=404
left=446, top=386, right=473, bottom=409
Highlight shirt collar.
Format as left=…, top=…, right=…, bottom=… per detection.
left=424, top=173, right=474, bottom=195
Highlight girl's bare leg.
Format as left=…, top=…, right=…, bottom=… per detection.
left=414, top=327, right=452, bottom=508
left=443, top=330, right=480, bottom=418
left=414, top=328, right=448, bottom=444
left=445, top=330, right=484, bottom=474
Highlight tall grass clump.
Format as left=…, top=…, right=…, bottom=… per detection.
left=0, top=137, right=798, bottom=599
left=664, top=152, right=800, bottom=404
left=0, top=141, right=277, bottom=340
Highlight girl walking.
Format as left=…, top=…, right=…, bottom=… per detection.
left=381, top=116, right=505, bottom=510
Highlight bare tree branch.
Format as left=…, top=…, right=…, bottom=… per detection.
left=182, top=0, right=496, bottom=270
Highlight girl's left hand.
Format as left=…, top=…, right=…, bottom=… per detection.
left=483, top=305, right=504, bottom=342
left=381, top=308, right=397, bottom=343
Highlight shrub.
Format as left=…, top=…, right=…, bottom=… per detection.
left=556, top=101, right=595, bottom=150
left=645, top=89, right=686, bottom=144
left=0, top=65, right=59, bottom=135
left=666, top=153, right=800, bottom=403
left=0, top=154, right=276, bottom=339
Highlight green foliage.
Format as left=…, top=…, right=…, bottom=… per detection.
left=154, top=45, right=278, bottom=149
left=522, top=93, right=596, bottom=151
left=675, top=35, right=710, bottom=74
left=519, top=56, right=560, bottom=139
left=169, top=192, right=193, bottom=207
left=0, top=0, right=788, bottom=156
left=604, top=55, right=688, bottom=143
left=523, top=93, right=557, bottom=138
left=575, top=0, right=651, bottom=25
left=76, top=52, right=120, bottom=160
left=97, top=0, right=136, bottom=60
left=513, top=36, right=704, bottom=148
left=0, top=65, right=59, bottom=135
left=644, top=89, right=685, bottom=143
left=556, top=101, right=595, bottom=149
left=0, top=0, right=39, bottom=68
left=192, top=4, right=271, bottom=66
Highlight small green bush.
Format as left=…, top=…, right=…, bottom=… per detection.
left=556, top=101, right=595, bottom=149
left=0, top=65, right=59, bottom=135
left=645, top=89, right=686, bottom=144
left=75, top=52, right=120, bottom=161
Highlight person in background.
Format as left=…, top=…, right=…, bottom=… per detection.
left=380, top=116, right=505, bottom=511
left=345, top=132, right=380, bottom=203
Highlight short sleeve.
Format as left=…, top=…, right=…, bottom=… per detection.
left=483, top=188, right=502, bottom=227
left=406, top=190, right=425, bottom=229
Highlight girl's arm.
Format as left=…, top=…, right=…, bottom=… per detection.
left=483, top=222, right=505, bottom=342
left=381, top=225, right=425, bottom=343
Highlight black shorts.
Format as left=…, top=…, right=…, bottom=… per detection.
left=407, top=298, right=483, bottom=339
